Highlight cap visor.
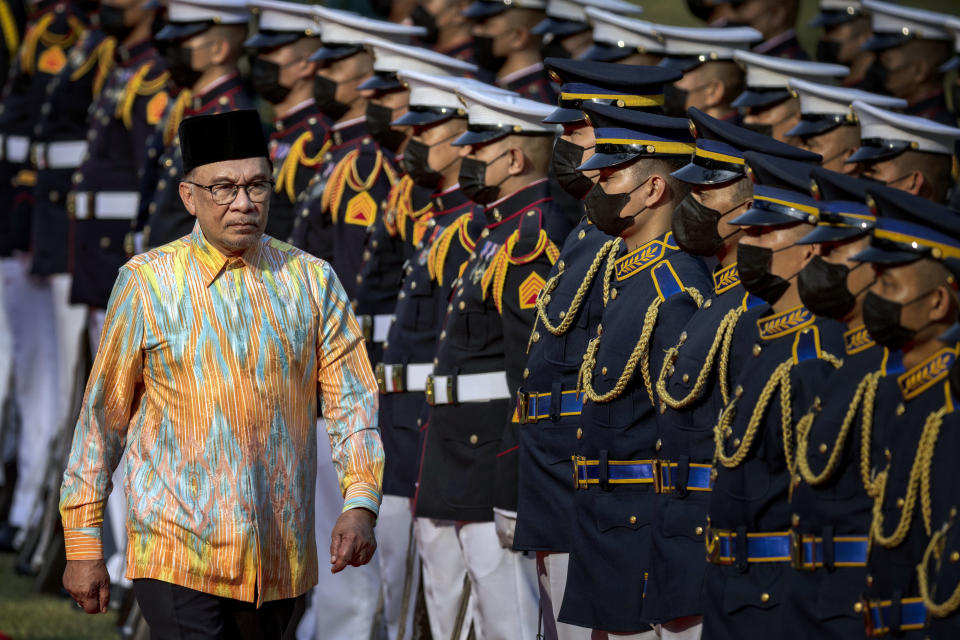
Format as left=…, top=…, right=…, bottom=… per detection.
left=358, top=74, right=403, bottom=92
left=579, top=43, right=631, bottom=62
left=731, top=88, right=791, bottom=109
left=862, top=33, right=904, bottom=52
left=156, top=22, right=210, bottom=41
left=393, top=110, right=451, bottom=127
left=730, top=206, right=804, bottom=226
left=850, top=244, right=920, bottom=264
left=808, top=11, right=856, bottom=28
left=244, top=32, right=300, bottom=50
left=670, top=162, right=743, bottom=186
left=542, top=106, right=585, bottom=124
left=533, top=17, right=588, bottom=37
left=787, top=119, right=843, bottom=138
left=795, top=225, right=868, bottom=245
left=452, top=129, right=509, bottom=147
left=846, top=144, right=904, bottom=164
left=309, top=44, right=364, bottom=62
left=658, top=56, right=700, bottom=72
left=577, top=150, right=641, bottom=171
left=463, top=2, right=508, bottom=19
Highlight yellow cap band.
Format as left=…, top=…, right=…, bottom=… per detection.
left=873, top=228, right=960, bottom=260
left=753, top=194, right=819, bottom=216
left=694, top=147, right=745, bottom=165
left=595, top=139, right=695, bottom=155
left=561, top=93, right=665, bottom=107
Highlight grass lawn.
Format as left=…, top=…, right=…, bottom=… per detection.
left=0, top=554, right=118, bottom=640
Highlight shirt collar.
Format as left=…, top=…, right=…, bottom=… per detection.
left=190, top=223, right=264, bottom=287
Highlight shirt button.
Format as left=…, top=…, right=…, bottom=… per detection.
left=682, top=373, right=689, bottom=383
left=559, top=311, right=566, bottom=319
left=896, top=497, right=905, bottom=508
left=952, top=551, right=960, bottom=563
left=410, top=282, right=417, bottom=290
left=523, top=368, right=529, bottom=379
left=557, top=260, right=565, bottom=272
left=896, top=403, right=905, bottom=416
left=481, top=229, right=489, bottom=237
left=458, top=301, right=465, bottom=310
left=818, top=443, right=828, bottom=454
left=611, top=288, right=618, bottom=300
left=853, top=602, right=863, bottom=614
left=439, top=331, right=446, bottom=340
left=735, top=385, right=743, bottom=398
left=601, top=366, right=608, bottom=375
left=576, top=427, right=582, bottom=440
left=99, top=236, right=110, bottom=248
left=629, top=515, right=637, bottom=525
left=578, top=230, right=585, bottom=240
left=532, top=332, right=540, bottom=343
left=760, top=593, right=770, bottom=603
left=792, top=513, right=800, bottom=527
left=752, top=343, right=762, bottom=357
left=655, top=438, right=662, bottom=452
left=703, top=299, right=712, bottom=309
left=695, top=526, right=703, bottom=536
left=469, top=434, right=478, bottom=445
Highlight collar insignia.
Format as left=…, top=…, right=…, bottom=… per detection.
left=843, top=325, right=876, bottom=356
left=897, top=346, right=958, bottom=401
left=757, top=305, right=814, bottom=341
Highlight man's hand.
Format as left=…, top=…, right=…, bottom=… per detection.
left=63, top=559, right=111, bottom=613
left=329, top=508, right=377, bottom=573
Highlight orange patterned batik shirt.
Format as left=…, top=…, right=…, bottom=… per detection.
left=60, top=224, right=383, bottom=605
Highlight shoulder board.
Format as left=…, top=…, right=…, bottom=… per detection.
left=743, top=293, right=765, bottom=311
left=881, top=348, right=905, bottom=377
left=792, top=327, right=823, bottom=365
left=614, top=234, right=673, bottom=282
left=650, top=260, right=685, bottom=302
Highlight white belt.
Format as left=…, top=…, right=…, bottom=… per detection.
left=69, top=191, right=140, bottom=220
left=0, top=134, right=30, bottom=163
left=33, top=140, right=87, bottom=170
left=376, top=362, right=433, bottom=393
left=426, top=371, right=510, bottom=405
left=358, top=313, right=394, bottom=343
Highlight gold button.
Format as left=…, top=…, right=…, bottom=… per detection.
left=469, top=434, right=478, bottom=445
left=49, top=190, right=59, bottom=202
left=679, top=331, right=687, bottom=344
left=578, top=230, right=586, bottom=240
left=896, top=497, right=905, bottom=508
left=164, top=158, right=173, bottom=168
left=439, top=330, right=446, bottom=340
left=481, top=229, right=489, bottom=237
left=853, top=602, right=863, bottom=614
left=557, top=260, right=565, bottom=272
left=100, top=236, right=110, bottom=248
left=356, top=274, right=363, bottom=284
left=458, top=301, right=465, bottom=310
left=752, top=343, right=762, bottom=357
left=735, top=385, right=743, bottom=398
left=668, top=365, right=675, bottom=377
left=682, top=373, right=690, bottom=383
left=792, top=513, right=799, bottom=527
left=952, top=551, right=960, bottom=563
left=158, top=179, right=166, bottom=190
left=704, top=299, right=712, bottom=309
left=896, top=403, right=905, bottom=416
left=372, top=240, right=379, bottom=249
left=760, top=593, right=770, bottom=603
left=532, top=331, right=540, bottom=343
left=602, top=366, right=608, bottom=375
left=523, top=368, right=529, bottom=379
left=576, top=427, right=583, bottom=440
left=629, top=515, right=637, bottom=525
left=559, top=311, right=566, bottom=319
left=492, top=208, right=500, bottom=220
left=411, top=281, right=417, bottom=290
left=866, top=575, right=873, bottom=587
left=655, top=438, right=662, bottom=451
left=611, top=289, right=618, bottom=299
left=818, top=443, right=828, bottom=454
left=695, top=526, right=704, bottom=536
left=733, top=438, right=741, bottom=447
left=597, top=324, right=603, bottom=335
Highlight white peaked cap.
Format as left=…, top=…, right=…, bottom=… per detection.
left=853, top=99, right=960, bottom=155
left=585, top=7, right=665, bottom=55
left=734, top=50, right=849, bottom=89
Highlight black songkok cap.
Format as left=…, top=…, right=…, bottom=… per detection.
left=179, top=110, right=269, bottom=174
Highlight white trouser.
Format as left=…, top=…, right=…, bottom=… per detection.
left=414, top=517, right=476, bottom=640
left=376, top=494, right=419, bottom=640
left=656, top=618, right=702, bottom=640
left=49, top=274, right=85, bottom=437
left=297, top=419, right=381, bottom=640
left=591, top=631, right=657, bottom=640
left=456, top=520, right=539, bottom=640
left=537, top=552, right=591, bottom=640
left=2, top=256, right=58, bottom=529
left=0, top=271, right=11, bottom=486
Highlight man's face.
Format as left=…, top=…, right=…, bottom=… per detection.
left=691, top=178, right=751, bottom=241
left=414, top=117, right=466, bottom=177
left=817, top=235, right=874, bottom=322
left=798, top=126, right=859, bottom=173
left=674, top=65, right=715, bottom=113
left=743, top=98, right=801, bottom=144
left=366, top=89, right=410, bottom=123
left=561, top=121, right=597, bottom=176
left=181, top=157, right=272, bottom=254
left=595, top=160, right=647, bottom=222
left=823, top=19, right=869, bottom=65
left=870, top=260, right=940, bottom=334
left=460, top=136, right=513, bottom=186
left=855, top=155, right=914, bottom=191
left=473, top=13, right=514, bottom=57
left=877, top=46, right=914, bottom=98
left=260, top=43, right=307, bottom=90
left=738, top=221, right=814, bottom=282
left=316, top=52, right=372, bottom=106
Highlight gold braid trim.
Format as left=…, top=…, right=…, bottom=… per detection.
left=657, top=306, right=743, bottom=410
left=38, top=15, right=82, bottom=48
left=481, top=230, right=558, bottom=313
left=795, top=371, right=883, bottom=492
left=70, top=36, right=114, bottom=96
left=20, top=13, right=54, bottom=75
left=534, top=239, right=617, bottom=337
left=275, top=131, right=331, bottom=204
left=391, top=175, right=413, bottom=240
left=117, top=63, right=170, bottom=129
left=163, top=89, right=190, bottom=147
left=428, top=215, right=464, bottom=284
left=870, top=405, right=949, bottom=549
left=0, top=0, right=19, bottom=59
left=345, top=149, right=382, bottom=191
left=322, top=149, right=355, bottom=220
left=918, top=520, right=960, bottom=618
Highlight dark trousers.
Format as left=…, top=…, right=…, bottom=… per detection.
left=133, top=578, right=306, bottom=640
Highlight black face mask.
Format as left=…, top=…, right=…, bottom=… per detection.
left=863, top=288, right=937, bottom=350
left=797, top=256, right=871, bottom=320
left=862, top=60, right=893, bottom=95
left=366, top=102, right=407, bottom=151
left=473, top=36, right=506, bottom=74
left=583, top=178, right=648, bottom=237
left=99, top=5, right=131, bottom=40
left=403, top=136, right=460, bottom=190
left=459, top=151, right=510, bottom=204
left=663, top=85, right=689, bottom=118
left=165, top=43, right=203, bottom=89
left=312, top=74, right=352, bottom=122
left=742, top=121, right=773, bottom=137
left=737, top=243, right=795, bottom=304
left=551, top=138, right=595, bottom=200
left=671, top=195, right=745, bottom=257
left=251, top=58, right=291, bottom=105
left=411, top=5, right=439, bottom=45
left=540, top=36, right=572, bottom=61
left=816, top=39, right=843, bottom=65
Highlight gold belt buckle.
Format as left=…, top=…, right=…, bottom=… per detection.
left=704, top=518, right=722, bottom=564
left=572, top=455, right=586, bottom=489
left=425, top=375, right=435, bottom=406
left=391, top=364, right=405, bottom=393
left=447, top=374, right=457, bottom=404
left=375, top=363, right=386, bottom=394
left=652, top=459, right=663, bottom=494
left=516, top=392, right=529, bottom=425
left=790, top=530, right=816, bottom=571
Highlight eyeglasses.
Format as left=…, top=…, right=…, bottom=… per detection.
left=183, top=180, right=275, bottom=205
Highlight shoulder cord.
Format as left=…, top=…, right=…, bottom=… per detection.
left=870, top=405, right=949, bottom=549
left=918, top=516, right=960, bottom=617
left=534, top=238, right=617, bottom=337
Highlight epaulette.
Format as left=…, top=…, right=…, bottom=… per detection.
left=792, top=326, right=823, bottom=365
left=21, top=10, right=83, bottom=75
left=0, top=0, right=18, bottom=60
left=70, top=34, right=114, bottom=96
left=481, top=209, right=560, bottom=313
left=116, top=62, right=169, bottom=129
left=650, top=260, right=685, bottom=302
left=274, top=129, right=330, bottom=203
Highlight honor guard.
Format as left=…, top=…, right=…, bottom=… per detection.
left=143, top=0, right=255, bottom=249
left=861, top=0, right=957, bottom=126
left=514, top=58, right=681, bottom=640
left=464, top=0, right=556, bottom=103
left=810, top=1, right=875, bottom=88
left=350, top=39, right=475, bottom=364
left=409, top=0, right=479, bottom=64
left=779, top=170, right=895, bottom=639
left=651, top=109, right=821, bottom=640
left=414, top=88, right=568, bottom=639
left=848, top=99, right=960, bottom=204
left=701, top=152, right=846, bottom=640
left=849, top=187, right=960, bottom=639
left=580, top=7, right=664, bottom=65
left=785, top=79, right=905, bottom=173
left=289, top=6, right=422, bottom=295
left=244, top=0, right=331, bottom=243
left=731, top=50, right=848, bottom=143
left=736, top=0, right=808, bottom=60
left=556, top=105, right=711, bottom=637
left=377, top=69, right=503, bottom=640
left=655, top=24, right=762, bottom=120
left=532, top=0, right=641, bottom=62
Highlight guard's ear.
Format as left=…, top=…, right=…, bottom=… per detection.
left=180, top=181, right=198, bottom=217
left=929, top=281, right=956, bottom=324
left=703, top=80, right=725, bottom=110
left=506, top=146, right=528, bottom=176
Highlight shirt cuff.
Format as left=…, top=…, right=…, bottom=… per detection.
left=343, top=482, right=381, bottom=517
left=63, top=527, right=104, bottom=561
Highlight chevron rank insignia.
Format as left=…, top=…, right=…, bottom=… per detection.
left=518, top=272, right=546, bottom=309
left=345, top=191, right=376, bottom=226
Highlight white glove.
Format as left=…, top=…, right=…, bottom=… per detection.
left=493, top=507, right=518, bottom=549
